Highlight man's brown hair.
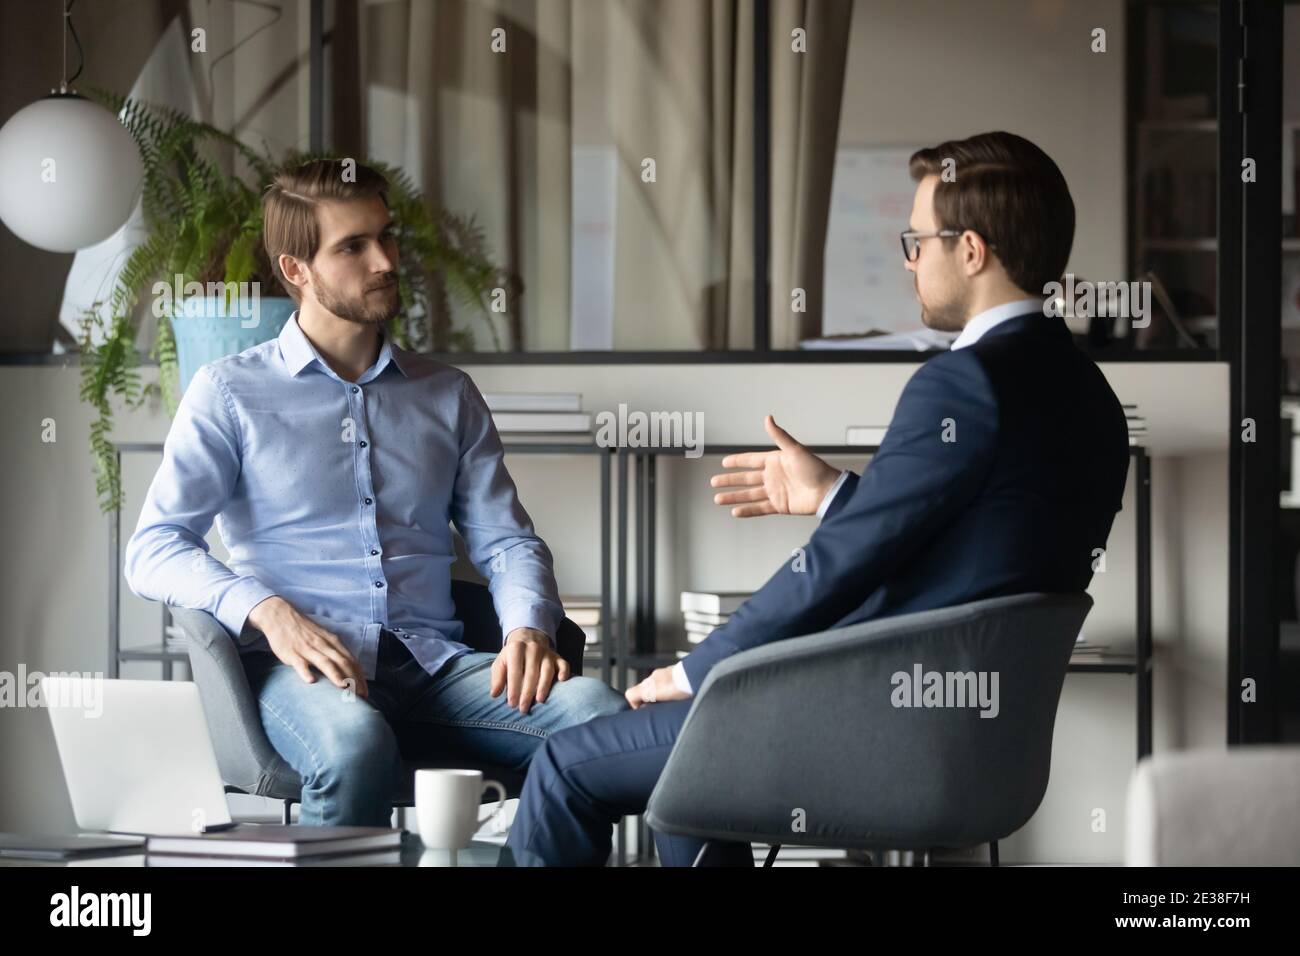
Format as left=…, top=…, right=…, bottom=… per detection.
left=262, top=159, right=391, bottom=303
left=908, top=131, right=1074, bottom=295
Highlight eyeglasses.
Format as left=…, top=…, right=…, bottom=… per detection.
left=899, top=229, right=998, bottom=262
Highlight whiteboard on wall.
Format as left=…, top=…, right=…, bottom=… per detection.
left=821, top=146, right=927, bottom=338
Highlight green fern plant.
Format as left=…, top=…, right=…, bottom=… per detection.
left=80, top=89, right=512, bottom=513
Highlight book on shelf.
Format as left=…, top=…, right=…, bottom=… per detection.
left=1072, top=629, right=1110, bottom=653
left=498, top=431, right=597, bottom=445
left=680, top=591, right=751, bottom=615
left=565, top=607, right=602, bottom=627
left=492, top=412, right=592, bottom=434
left=561, top=596, right=601, bottom=642
left=844, top=426, right=887, bottom=446
left=145, top=825, right=401, bottom=860
left=482, top=392, right=582, bottom=413
left=683, top=610, right=729, bottom=627
left=146, top=848, right=402, bottom=867
left=799, top=328, right=954, bottom=351
left=685, top=621, right=719, bottom=641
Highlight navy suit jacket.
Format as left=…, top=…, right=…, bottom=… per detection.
left=681, top=310, right=1132, bottom=691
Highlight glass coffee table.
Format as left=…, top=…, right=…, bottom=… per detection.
left=0, top=831, right=514, bottom=867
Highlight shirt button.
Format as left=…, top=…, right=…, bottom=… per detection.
left=359, top=440, right=367, bottom=448
left=370, top=549, right=379, bottom=556
left=375, top=581, right=384, bottom=588
left=352, top=386, right=359, bottom=393
left=364, top=497, right=373, bottom=505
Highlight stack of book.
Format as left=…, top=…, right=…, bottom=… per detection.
left=484, top=392, right=592, bottom=439
left=680, top=590, right=750, bottom=644
left=145, top=825, right=402, bottom=866
left=1071, top=630, right=1114, bottom=661
left=162, top=623, right=189, bottom=654
left=845, top=425, right=887, bottom=445
left=1124, top=404, right=1147, bottom=446
left=562, top=596, right=602, bottom=654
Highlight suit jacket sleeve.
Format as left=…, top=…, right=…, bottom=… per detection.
left=680, top=350, right=1000, bottom=691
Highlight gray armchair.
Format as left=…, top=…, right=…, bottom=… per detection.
left=1126, top=746, right=1300, bottom=865
left=168, top=579, right=587, bottom=824
left=645, top=592, right=1091, bottom=866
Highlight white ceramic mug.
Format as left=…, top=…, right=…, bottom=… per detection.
left=414, top=769, right=507, bottom=850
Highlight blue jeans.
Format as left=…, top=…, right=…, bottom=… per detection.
left=241, top=628, right=628, bottom=826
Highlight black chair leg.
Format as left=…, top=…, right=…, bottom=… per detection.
left=922, top=849, right=931, bottom=867
left=763, top=844, right=781, bottom=867
left=282, top=799, right=294, bottom=826
left=989, top=840, right=999, bottom=867
left=691, top=841, right=713, bottom=867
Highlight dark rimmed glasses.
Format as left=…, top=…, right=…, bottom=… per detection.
left=899, top=229, right=998, bottom=262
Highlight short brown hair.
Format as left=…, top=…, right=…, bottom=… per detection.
left=262, top=159, right=391, bottom=303
left=908, top=132, right=1074, bottom=295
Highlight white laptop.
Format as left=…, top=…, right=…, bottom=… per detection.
left=42, top=677, right=239, bottom=836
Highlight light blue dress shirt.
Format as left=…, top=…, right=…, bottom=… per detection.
left=124, top=311, right=563, bottom=680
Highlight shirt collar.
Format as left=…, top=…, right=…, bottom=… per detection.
left=949, top=298, right=1046, bottom=350
left=278, top=310, right=408, bottom=380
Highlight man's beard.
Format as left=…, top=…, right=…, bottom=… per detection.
left=917, top=276, right=969, bottom=333
left=310, top=268, right=401, bottom=325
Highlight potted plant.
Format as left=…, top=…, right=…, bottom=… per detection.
left=79, top=89, right=510, bottom=513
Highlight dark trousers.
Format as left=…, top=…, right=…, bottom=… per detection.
left=505, top=699, right=753, bottom=866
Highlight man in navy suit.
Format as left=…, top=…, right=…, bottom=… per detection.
left=505, top=131, right=1131, bottom=866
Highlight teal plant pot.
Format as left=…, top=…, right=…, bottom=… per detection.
left=169, top=296, right=296, bottom=396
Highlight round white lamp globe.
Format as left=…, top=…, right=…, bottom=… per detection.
left=0, top=94, right=143, bottom=253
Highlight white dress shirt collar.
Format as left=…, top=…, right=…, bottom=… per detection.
left=949, top=298, right=1045, bottom=351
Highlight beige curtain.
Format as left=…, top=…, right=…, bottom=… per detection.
left=318, top=0, right=852, bottom=351
left=769, top=0, right=854, bottom=348
left=360, top=0, right=572, bottom=350
left=599, top=0, right=753, bottom=349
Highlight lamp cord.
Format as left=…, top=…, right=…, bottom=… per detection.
left=61, top=0, right=85, bottom=91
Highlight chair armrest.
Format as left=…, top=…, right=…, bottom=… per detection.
left=646, top=593, right=1089, bottom=849
left=168, top=605, right=292, bottom=796
left=1126, top=746, right=1300, bottom=865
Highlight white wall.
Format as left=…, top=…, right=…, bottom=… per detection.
left=837, top=0, right=1127, bottom=289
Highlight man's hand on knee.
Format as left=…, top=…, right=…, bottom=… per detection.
left=250, top=595, right=369, bottom=698
left=491, top=628, right=569, bottom=715
left=625, top=666, right=688, bottom=709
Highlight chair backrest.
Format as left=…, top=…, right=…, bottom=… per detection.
left=451, top=578, right=584, bottom=676
left=1127, top=746, right=1300, bottom=865
left=648, top=592, right=1092, bottom=850
left=168, top=604, right=289, bottom=796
